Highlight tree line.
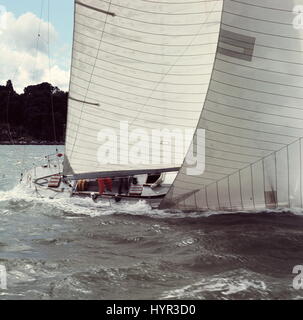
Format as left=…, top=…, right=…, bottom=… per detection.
left=0, top=80, right=68, bottom=144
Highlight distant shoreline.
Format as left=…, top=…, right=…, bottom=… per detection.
left=0, top=142, right=64, bottom=146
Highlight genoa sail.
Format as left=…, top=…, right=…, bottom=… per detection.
left=161, top=0, right=303, bottom=211
left=64, top=0, right=223, bottom=176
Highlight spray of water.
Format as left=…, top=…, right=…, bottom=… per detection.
left=1, top=182, right=303, bottom=220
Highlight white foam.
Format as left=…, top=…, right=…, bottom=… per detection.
left=161, top=272, right=267, bottom=299
left=2, top=183, right=303, bottom=219
left=1, top=184, right=168, bottom=218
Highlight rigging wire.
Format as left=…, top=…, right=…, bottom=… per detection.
left=3, top=36, right=37, bottom=179
left=47, top=0, right=57, bottom=143
left=3, top=0, right=59, bottom=183
left=20, top=0, right=46, bottom=177
left=33, top=0, right=45, bottom=81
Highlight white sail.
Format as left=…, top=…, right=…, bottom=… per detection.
left=64, top=0, right=223, bottom=175
left=161, top=0, right=303, bottom=211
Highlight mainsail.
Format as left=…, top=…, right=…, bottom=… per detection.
left=161, top=0, right=303, bottom=211
left=64, top=0, right=223, bottom=176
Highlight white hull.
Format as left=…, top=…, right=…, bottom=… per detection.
left=22, top=159, right=176, bottom=209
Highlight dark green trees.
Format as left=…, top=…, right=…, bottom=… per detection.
left=0, top=81, right=67, bottom=144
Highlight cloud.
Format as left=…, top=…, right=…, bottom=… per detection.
left=0, top=10, right=70, bottom=93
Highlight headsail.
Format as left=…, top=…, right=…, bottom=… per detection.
left=64, top=0, right=223, bottom=176
left=161, top=0, right=303, bottom=211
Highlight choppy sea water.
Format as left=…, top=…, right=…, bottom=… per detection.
left=1, top=145, right=303, bottom=300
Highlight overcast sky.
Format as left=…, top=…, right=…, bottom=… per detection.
left=0, top=0, right=74, bottom=93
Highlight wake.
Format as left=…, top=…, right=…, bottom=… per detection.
left=1, top=184, right=303, bottom=219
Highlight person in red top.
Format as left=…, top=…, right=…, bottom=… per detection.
left=98, top=178, right=113, bottom=194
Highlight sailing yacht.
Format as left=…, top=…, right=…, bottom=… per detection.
left=23, top=0, right=303, bottom=212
